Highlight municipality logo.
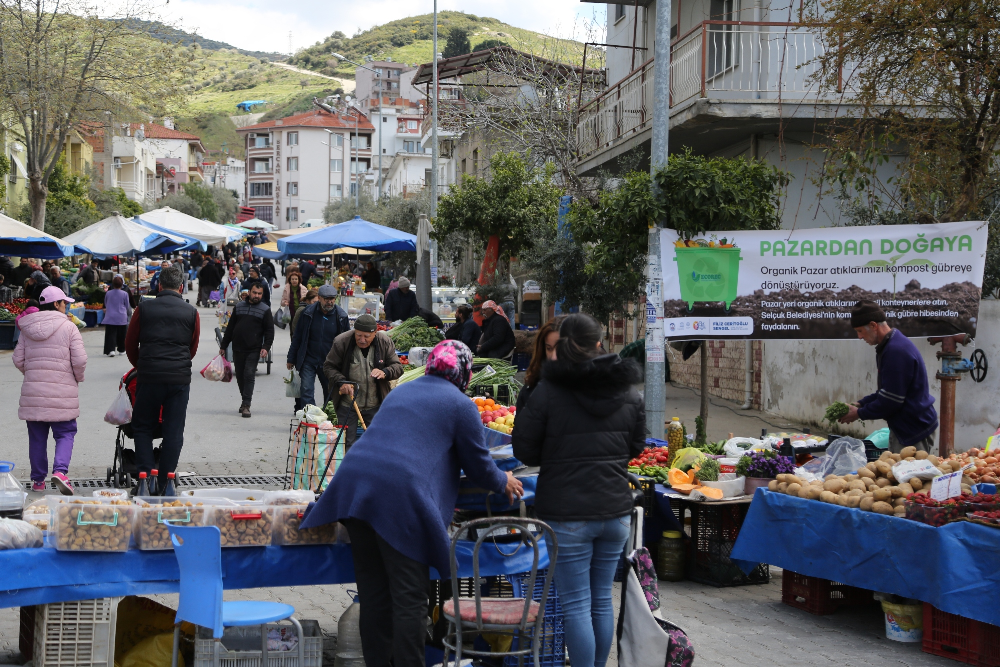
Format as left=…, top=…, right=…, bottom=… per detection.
left=691, top=271, right=722, bottom=282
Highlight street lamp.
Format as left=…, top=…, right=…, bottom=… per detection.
left=332, top=53, right=383, bottom=200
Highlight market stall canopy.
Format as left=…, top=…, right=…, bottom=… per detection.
left=62, top=214, right=192, bottom=258
left=237, top=218, right=274, bottom=231
left=253, top=241, right=375, bottom=260
left=277, top=216, right=416, bottom=255
left=269, top=226, right=325, bottom=239
left=132, top=217, right=208, bottom=252
left=0, top=212, right=74, bottom=259
left=136, top=207, right=244, bottom=247
left=224, top=224, right=255, bottom=236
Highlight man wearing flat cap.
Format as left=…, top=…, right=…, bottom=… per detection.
left=324, top=314, right=404, bottom=448
left=287, top=284, right=350, bottom=411
left=839, top=300, right=938, bottom=453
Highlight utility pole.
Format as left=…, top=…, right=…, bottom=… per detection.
left=645, top=0, right=672, bottom=438
left=417, top=0, right=438, bottom=309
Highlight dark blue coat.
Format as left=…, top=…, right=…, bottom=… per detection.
left=301, top=374, right=508, bottom=574
left=286, top=302, right=349, bottom=370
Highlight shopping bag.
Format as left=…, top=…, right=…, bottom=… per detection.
left=104, top=385, right=133, bottom=425
left=285, top=369, right=301, bottom=398
left=275, top=305, right=291, bottom=329
left=200, top=354, right=233, bottom=382
left=209, top=290, right=221, bottom=302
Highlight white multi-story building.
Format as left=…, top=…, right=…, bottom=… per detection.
left=203, top=158, right=247, bottom=205
left=236, top=107, right=375, bottom=228
left=576, top=1, right=868, bottom=229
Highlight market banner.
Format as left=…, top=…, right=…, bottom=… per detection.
left=659, top=221, right=988, bottom=340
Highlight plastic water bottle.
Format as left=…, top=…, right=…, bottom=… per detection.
left=335, top=592, right=365, bottom=667
left=0, top=461, right=26, bottom=519
left=162, top=473, right=177, bottom=498
left=149, top=469, right=159, bottom=496
left=137, top=472, right=149, bottom=497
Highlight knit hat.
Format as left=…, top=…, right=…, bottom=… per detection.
left=850, top=300, right=886, bottom=328
left=398, top=276, right=410, bottom=290
left=354, top=314, right=377, bottom=332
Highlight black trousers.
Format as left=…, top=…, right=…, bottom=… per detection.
left=232, top=350, right=258, bottom=406
left=343, top=519, right=428, bottom=667
left=336, top=403, right=379, bottom=450
left=132, top=383, right=190, bottom=484
left=103, top=324, right=127, bottom=354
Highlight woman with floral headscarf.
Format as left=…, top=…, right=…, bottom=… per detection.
left=301, top=339, right=523, bottom=667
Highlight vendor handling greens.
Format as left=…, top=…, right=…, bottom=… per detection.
left=839, top=300, right=938, bottom=453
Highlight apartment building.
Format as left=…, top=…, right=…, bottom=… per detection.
left=236, top=106, right=375, bottom=228
left=203, top=158, right=247, bottom=204
left=577, top=1, right=863, bottom=229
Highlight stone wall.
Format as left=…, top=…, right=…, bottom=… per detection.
left=667, top=340, right=762, bottom=410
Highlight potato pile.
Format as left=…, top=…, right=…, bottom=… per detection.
left=208, top=504, right=273, bottom=547
left=135, top=500, right=206, bottom=550
left=55, top=500, right=133, bottom=552
left=271, top=501, right=339, bottom=546
left=767, top=446, right=970, bottom=518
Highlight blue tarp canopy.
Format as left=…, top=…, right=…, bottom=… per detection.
left=236, top=100, right=267, bottom=112
left=62, top=214, right=192, bottom=258
left=277, top=216, right=416, bottom=255
left=0, top=212, right=75, bottom=259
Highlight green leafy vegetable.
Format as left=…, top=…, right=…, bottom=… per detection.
left=824, top=401, right=851, bottom=423
left=694, top=458, right=720, bottom=482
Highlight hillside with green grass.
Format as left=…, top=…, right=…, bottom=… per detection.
left=291, top=11, right=586, bottom=77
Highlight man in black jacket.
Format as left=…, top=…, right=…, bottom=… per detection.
left=384, top=277, right=419, bottom=322
left=445, top=304, right=481, bottom=350
left=197, top=259, right=219, bottom=307
left=125, top=266, right=200, bottom=490
left=220, top=283, right=275, bottom=418
left=287, top=284, right=350, bottom=410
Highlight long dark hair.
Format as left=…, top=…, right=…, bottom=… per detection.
left=556, top=313, right=604, bottom=364
left=524, top=316, right=564, bottom=388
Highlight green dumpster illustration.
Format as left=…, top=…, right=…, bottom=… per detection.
left=673, top=246, right=743, bottom=311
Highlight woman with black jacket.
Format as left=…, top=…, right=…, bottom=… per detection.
left=512, top=313, right=645, bottom=667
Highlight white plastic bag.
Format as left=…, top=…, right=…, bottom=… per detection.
left=103, top=385, right=133, bottom=426
left=275, top=305, right=290, bottom=330
left=723, top=437, right=765, bottom=458
left=815, top=437, right=869, bottom=478
left=200, top=354, right=232, bottom=382
left=285, top=369, right=301, bottom=398
left=301, top=404, right=328, bottom=425
left=0, top=518, right=43, bottom=550
left=893, top=459, right=945, bottom=484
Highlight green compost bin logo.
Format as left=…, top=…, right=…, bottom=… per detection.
left=673, top=245, right=743, bottom=311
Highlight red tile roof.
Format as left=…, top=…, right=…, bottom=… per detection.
left=134, top=123, right=201, bottom=141
left=237, top=108, right=375, bottom=132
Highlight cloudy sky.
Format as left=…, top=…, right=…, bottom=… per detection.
left=160, top=0, right=607, bottom=54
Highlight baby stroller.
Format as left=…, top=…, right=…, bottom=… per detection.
left=106, top=368, right=161, bottom=488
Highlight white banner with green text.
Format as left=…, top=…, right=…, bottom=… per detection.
left=659, top=221, right=988, bottom=340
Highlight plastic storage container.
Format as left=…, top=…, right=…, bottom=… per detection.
left=207, top=502, right=273, bottom=547
left=180, top=488, right=266, bottom=501
left=47, top=498, right=134, bottom=552
left=781, top=570, right=876, bottom=615
left=194, top=620, right=323, bottom=667
left=657, top=531, right=685, bottom=581
left=263, top=490, right=339, bottom=546
left=133, top=497, right=232, bottom=550
left=92, top=490, right=130, bottom=502
left=0, top=461, right=26, bottom=519
left=33, top=597, right=120, bottom=667
left=22, top=500, right=51, bottom=532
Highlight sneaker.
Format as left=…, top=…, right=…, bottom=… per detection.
left=51, top=472, right=74, bottom=495
left=31, top=481, right=46, bottom=492
left=110, top=350, right=117, bottom=357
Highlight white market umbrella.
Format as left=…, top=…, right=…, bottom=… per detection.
left=62, top=214, right=190, bottom=258
left=269, top=226, right=326, bottom=239
left=0, top=212, right=74, bottom=259
left=237, top=218, right=274, bottom=231
left=136, top=207, right=244, bottom=247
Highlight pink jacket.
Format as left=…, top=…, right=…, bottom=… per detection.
left=280, top=283, right=307, bottom=308
left=12, top=310, right=87, bottom=422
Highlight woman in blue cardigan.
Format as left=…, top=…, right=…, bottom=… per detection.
left=301, top=339, right=523, bottom=667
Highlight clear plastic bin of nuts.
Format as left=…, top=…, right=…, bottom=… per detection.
left=22, top=500, right=51, bottom=532
left=47, top=497, right=134, bottom=552
left=262, top=490, right=341, bottom=546
left=133, top=497, right=234, bottom=550
left=206, top=502, right=273, bottom=547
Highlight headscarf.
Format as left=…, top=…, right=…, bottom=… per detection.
left=424, top=340, right=475, bottom=392
left=29, top=270, right=51, bottom=288
left=480, top=299, right=509, bottom=324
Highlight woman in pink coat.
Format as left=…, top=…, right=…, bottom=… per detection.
left=13, top=286, right=87, bottom=494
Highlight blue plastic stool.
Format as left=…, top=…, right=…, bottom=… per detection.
left=166, top=523, right=304, bottom=667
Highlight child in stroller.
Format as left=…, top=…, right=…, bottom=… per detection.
left=107, top=368, right=162, bottom=488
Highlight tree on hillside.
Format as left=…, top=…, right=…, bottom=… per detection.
left=0, top=0, right=186, bottom=230
left=443, top=27, right=472, bottom=58
left=810, top=0, right=1000, bottom=292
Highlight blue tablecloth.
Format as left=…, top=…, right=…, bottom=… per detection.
left=0, top=539, right=549, bottom=609
left=731, top=490, right=1000, bottom=627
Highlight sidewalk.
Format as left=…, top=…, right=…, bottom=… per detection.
left=661, top=380, right=809, bottom=442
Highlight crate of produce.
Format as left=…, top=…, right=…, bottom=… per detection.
left=904, top=498, right=962, bottom=526
left=263, top=490, right=341, bottom=546
left=504, top=570, right=564, bottom=667
left=686, top=501, right=769, bottom=587
left=206, top=502, right=273, bottom=547
left=193, top=620, right=323, bottom=667
left=470, top=383, right=514, bottom=406
left=133, top=497, right=231, bottom=550
left=33, top=597, right=120, bottom=667
left=47, top=498, right=134, bottom=552
left=922, top=603, right=1000, bottom=666
left=781, top=570, right=877, bottom=615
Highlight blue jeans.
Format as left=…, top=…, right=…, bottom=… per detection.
left=547, top=516, right=631, bottom=667
left=296, top=360, right=331, bottom=411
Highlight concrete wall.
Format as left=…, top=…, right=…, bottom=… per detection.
left=759, top=299, right=1000, bottom=452
left=669, top=339, right=763, bottom=409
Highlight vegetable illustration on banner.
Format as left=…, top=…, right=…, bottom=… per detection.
left=660, top=221, right=988, bottom=340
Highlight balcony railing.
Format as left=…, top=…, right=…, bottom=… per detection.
left=577, top=22, right=838, bottom=162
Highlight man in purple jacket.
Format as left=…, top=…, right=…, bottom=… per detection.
left=839, top=301, right=938, bottom=453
